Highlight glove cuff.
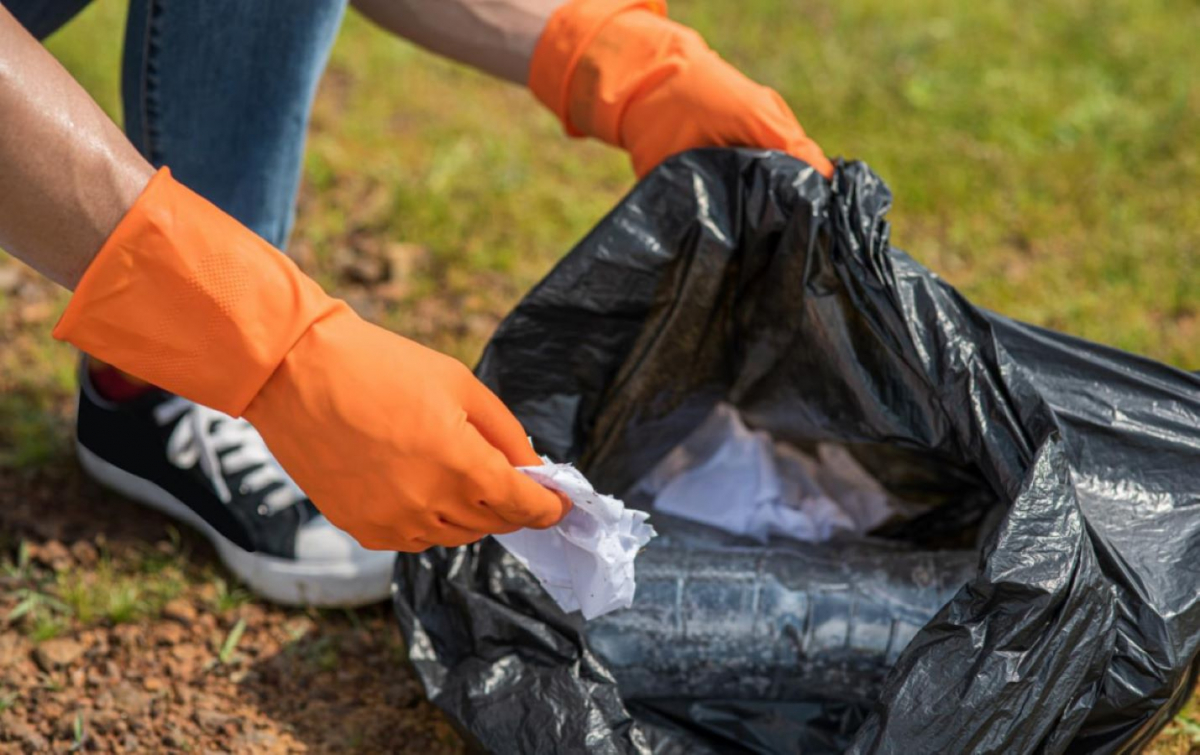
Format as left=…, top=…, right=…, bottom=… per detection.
left=529, top=0, right=667, bottom=139
left=53, top=168, right=339, bottom=416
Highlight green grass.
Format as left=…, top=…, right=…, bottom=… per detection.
left=217, top=617, right=248, bottom=665
left=1, top=537, right=191, bottom=639
left=206, top=577, right=254, bottom=615
left=55, top=553, right=186, bottom=625
left=0, top=391, right=70, bottom=468
left=33, top=0, right=1199, bottom=370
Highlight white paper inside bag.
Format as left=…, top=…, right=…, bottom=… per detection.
left=495, top=461, right=655, bottom=620
left=635, top=404, right=896, bottom=543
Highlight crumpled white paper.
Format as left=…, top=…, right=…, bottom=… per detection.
left=495, top=460, right=656, bottom=620
left=635, top=404, right=897, bottom=543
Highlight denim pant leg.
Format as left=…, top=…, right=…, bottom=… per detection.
left=3, top=0, right=94, bottom=39
left=122, top=0, right=348, bottom=249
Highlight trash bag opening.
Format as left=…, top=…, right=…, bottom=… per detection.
left=625, top=401, right=1002, bottom=550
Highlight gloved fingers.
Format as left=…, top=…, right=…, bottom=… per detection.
left=764, top=90, right=834, bottom=179
left=393, top=537, right=434, bottom=553
left=463, top=385, right=574, bottom=522
left=538, top=0, right=837, bottom=182
left=372, top=527, right=484, bottom=552
left=459, top=422, right=571, bottom=529
left=424, top=518, right=491, bottom=549
left=439, top=501, right=524, bottom=536
left=462, top=377, right=544, bottom=467
left=622, top=73, right=833, bottom=179
left=335, top=508, right=487, bottom=552
left=786, top=137, right=835, bottom=179
left=346, top=526, right=424, bottom=553
left=488, top=469, right=572, bottom=530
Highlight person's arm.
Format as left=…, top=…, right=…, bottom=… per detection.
left=1, top=5, right=568, bottom=549
left=0, top=5, right=154, bottom=288
left=352, top=0, right=565, bottom=84
left=353, top=0, right=833, bottom=178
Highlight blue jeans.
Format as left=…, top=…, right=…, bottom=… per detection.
left=6, top=0, right=347, bottom=248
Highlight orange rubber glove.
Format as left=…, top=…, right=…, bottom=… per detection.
left=53, top=168, right=568, bottom=551
left=530, top=0, right=834, bottom=179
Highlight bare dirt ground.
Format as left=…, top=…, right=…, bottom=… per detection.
left=0, top=462, right=464, bottom=754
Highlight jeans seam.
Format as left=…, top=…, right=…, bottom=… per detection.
left=138, top=0, right=165, bottom=165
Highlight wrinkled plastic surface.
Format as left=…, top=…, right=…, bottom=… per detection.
left=393, top=149, right=1200, bottom=753
left=586, top=516, right=976, bottom=702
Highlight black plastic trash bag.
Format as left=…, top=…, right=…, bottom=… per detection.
left=392, top=149, right=1200, bottom=753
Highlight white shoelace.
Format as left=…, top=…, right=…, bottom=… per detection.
left=154, top=397, right=306, bottom=516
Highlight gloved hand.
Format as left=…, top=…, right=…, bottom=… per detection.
left=529, top=0, right=833, bottom=179
left=53, top=168, right=569, bottom=551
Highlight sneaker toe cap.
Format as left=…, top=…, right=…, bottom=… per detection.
left=294, top=516, right=396, bottom=569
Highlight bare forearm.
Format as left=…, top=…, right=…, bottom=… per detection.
left=0, top=6, right=154, bottom=289
left=352, top=0, right=566, bottom=84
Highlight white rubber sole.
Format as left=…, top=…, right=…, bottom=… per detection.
left=77, top=442, right=394, bottom=608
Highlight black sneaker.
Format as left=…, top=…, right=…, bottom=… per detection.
left=74, top=363, right=393, bottom=607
